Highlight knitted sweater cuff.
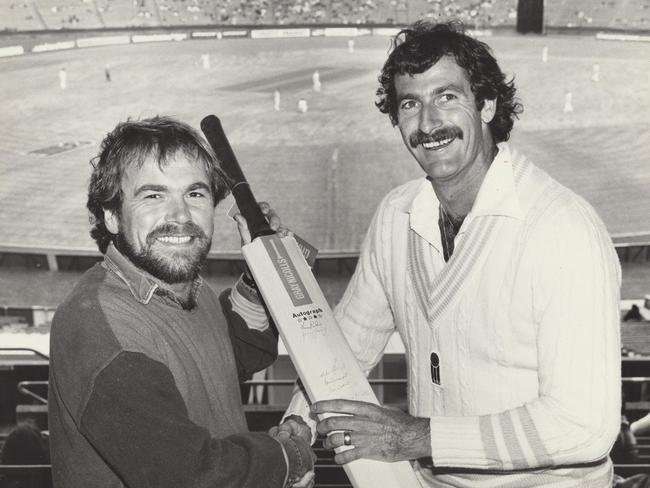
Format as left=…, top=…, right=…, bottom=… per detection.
left=275, top=435, right=315, bottom=485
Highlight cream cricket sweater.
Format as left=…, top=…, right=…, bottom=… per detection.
left=289, top=143, right=622, bottom=487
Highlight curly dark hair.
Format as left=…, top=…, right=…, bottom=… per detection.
left=376, top=20, right=523, bottom=143
left=87, top=116, right=230, bottom=253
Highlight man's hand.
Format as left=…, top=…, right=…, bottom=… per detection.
left=311, top=399, right=430, bottom=465
left=268, top=416, right=315, bottom=487
left=268, top=415, right=312, bottom=445
left=233, top=201, right=290, bottom=245
left=290, top=470, right=315, bottom=488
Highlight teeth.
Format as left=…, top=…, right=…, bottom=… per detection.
left=158, top=236, right=191, bottom=244
left=422, top=137, right=453, bottom=149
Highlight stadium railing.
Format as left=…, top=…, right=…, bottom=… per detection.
left=3, top=376, right=650, bottom=486
left=2, top=234, right=649, bottom=272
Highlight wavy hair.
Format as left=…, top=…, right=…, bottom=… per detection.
left=376, top=20, right=522, bottom=143
left=87, top=116, right=230, bottom=253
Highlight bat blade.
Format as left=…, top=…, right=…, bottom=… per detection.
left=243, top=234, right=421, bottom=488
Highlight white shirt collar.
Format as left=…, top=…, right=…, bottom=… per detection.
left=405, top=142, right=525, bottom=248
left=470, top=142, right=524, bottom=221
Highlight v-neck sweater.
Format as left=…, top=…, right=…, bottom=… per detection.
left=288, top=143, right=621, bottom=487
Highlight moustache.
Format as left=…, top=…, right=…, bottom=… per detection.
left=146, top=222, right=208, bottom=245
left=409, top=127, right=463, bottom=149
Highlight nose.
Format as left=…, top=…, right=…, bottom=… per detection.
left=419, top=103, right=442, bottom=135
left=166, top=196, right=191, bottom=224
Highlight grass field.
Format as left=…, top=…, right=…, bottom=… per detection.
left=0, top=33, right=649, bottom=254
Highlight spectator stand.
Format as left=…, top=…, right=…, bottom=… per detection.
left=0, top=2, right=44, bottom=31
left=1, top=0, right=648, bottom=33
left=545, top=0, right=650, bottom=31
left=34, top=0, right=104, bottom=30
left=95, top=0, right=160, bottom=28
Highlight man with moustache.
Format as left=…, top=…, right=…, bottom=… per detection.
left=48, top=116, right=314, bottom=488
left=280, top=21, right=622, bottom=487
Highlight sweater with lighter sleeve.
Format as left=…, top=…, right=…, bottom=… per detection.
left=287, top=143, right=622, bottom=487
left=48, top=243, right=290, bottom=488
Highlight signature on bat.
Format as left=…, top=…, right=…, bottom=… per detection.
left=320, top=360, right=350, bottom=391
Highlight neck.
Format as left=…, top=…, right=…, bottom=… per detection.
left=158, top=280, right=194, bottom=302
left=431, top=144, right=498, bottom=220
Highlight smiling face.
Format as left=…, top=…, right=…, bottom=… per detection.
left=395, top=55, right=497, bottom=185
left=104, top=152, right=215, bottom=284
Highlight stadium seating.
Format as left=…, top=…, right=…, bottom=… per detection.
left=544, top=0, right=650, bottom=30
left=407, top=0, right=516, bottom=29
left=1, top=0, right=648, bottom=31
left=156, top=0, right=220, bottom=25
left=95, top=0, right=160, bottom=28
left=34, top=0, right=104, bottom=29
left=0, top=2, right=43, bottom=31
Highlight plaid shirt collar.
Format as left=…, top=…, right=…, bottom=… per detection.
left=103, top=243, right=203, bottom=307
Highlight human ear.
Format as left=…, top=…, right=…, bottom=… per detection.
left=104, top=209, right=119, bottom=234
left=480, top=98, right=496, bottom=124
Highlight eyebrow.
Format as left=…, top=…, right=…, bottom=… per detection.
left=134, top=184, right=167, bottom=196
left=398, top=83, right=463, bottom=103
left=433, top=83, right=463, bottom=95
left=134, top=182, right=211, bottom=196
left=187, top=182, right=212, bottom=193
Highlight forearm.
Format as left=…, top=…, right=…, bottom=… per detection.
left=429, top=390, right=619, bottom=471
left=631, top=413, right=650, bottom=436
left=429, top=298, right=620, bottom=470
left=220, top=286, right=278, bottom=380
left=81, top=352, right=288, bottom=488
left=428, top=319, right=619, bottom=470
left=283, top=383, right=318, bottom=444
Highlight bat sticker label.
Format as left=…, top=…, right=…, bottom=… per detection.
left=430, top=351, right=442, bottom=386
left=263, top=236, right=313, bottom=307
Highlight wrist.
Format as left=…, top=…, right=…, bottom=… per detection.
left=242, top=269, right=257, bottom=289
left=406, top=416, right=432, bottom=460
left=275, top=435, right=315, bottom=485
left=235, top=272, right=261, bottom=305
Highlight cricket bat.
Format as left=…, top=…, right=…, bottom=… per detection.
left=201, top=115, right=421, bottom=488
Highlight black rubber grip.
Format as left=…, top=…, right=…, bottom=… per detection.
left=201, top=115, right=274, bottom=240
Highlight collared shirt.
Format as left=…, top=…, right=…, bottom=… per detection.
left=408, top=143, right=524, bottom=255
left=104, top=243, right=270, bottom=329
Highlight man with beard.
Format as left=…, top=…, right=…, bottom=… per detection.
left=48, top=116, right=315, bottom=488
left=279, top=21, right=622, bottom=487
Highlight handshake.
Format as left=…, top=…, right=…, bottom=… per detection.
left=268, top=414, right=316, bottom=488
left=266, top=398, right=428, bottom=487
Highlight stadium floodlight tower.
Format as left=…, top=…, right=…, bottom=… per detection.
left=517, top=0, right=545, bottom=34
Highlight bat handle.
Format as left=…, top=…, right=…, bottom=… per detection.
left=200, top=115, right=275, bottom=240
left=231, top=182, right=276, bottom=240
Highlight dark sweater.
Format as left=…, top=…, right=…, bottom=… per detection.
left=48, top=244, right=286, bottom=488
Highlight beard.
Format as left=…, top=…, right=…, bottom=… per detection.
left=116, top=222, right=211, bottom=284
